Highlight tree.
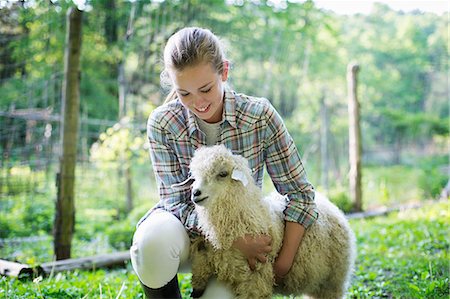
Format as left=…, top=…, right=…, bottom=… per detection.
left=54, top=7, right=83, bottom=260
left=347, top=63, right=362, bottom=212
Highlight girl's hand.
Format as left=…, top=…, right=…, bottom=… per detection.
left=232, top=234, right=272, bottom=270
left=274, top=222, right=306, bottom=285
left=273, top=251, right=294, bottom=285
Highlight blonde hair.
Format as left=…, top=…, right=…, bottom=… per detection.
left=161, top=27, right=227, bottom=103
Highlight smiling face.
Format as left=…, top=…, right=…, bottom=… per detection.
left=169, top=62, right=228, bottom=123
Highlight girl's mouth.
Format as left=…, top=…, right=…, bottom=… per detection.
left=195, top=104, right=211, bottom=113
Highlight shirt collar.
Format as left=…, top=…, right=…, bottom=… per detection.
left=186, top=88, right=238, bottom=136
left=223, top=89, right=237, bottom=129
left=187, top=108, right=197, bottom=137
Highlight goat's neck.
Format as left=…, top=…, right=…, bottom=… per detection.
left=200, top=186, right=271, bottom=250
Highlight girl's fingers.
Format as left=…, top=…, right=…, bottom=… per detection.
left=248, top=258, right=257, bottom=270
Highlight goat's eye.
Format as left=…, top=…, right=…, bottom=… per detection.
left=218, top=171, right=229, bottom=178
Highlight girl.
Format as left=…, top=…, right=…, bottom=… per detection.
left=130, top=27, right=318, bottom=299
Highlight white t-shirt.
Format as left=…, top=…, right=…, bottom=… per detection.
left=196, top=116, right=222, bottom=146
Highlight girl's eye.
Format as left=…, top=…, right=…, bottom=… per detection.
left=218, top=171, right=228, bottom=178
left=180, top=93, right=190, bottom=97
left=201, top=88, right=212, bottom=93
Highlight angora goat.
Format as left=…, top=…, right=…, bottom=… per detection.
left=187, top=145, right=356, bottom=299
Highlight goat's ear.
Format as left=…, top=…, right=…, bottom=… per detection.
left=171, top=176, right=194, bottom=189
left=231, top=168, right=248, bottom=187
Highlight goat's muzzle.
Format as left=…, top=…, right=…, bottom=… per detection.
left=192, top=188, right=208, bottom=204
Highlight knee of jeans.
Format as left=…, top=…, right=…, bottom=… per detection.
left=130, top=212, right=189, bottom=287
left=132, top=212, right=187, bottom=256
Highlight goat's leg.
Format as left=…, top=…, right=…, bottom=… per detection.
left=233, top=264, right=274, bottom=299
left=190, top=238, right=213, bottom=298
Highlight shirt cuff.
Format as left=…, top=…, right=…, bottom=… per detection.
left=185, top=209, right=202, bottom=238
left=284, top=201, right=319, bottom=229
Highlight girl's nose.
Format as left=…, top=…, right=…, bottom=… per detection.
left=193, top=96, right=208, bottom=107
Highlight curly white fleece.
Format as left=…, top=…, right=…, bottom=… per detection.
left=189, top=145, right=356, bottom=299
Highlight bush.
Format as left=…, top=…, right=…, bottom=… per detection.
left=418, top=168, right=447, bottom=199
left=0, top=217, right=14, bottom=238
left=105, top=202, right=153, bottom=250
left=105, top=221, right=135, bottom=250
left=22, top=195, right=54, bottom=235
left=328, top=187, right=354, bottom=213
left=417, top=155, right=448, bottom=199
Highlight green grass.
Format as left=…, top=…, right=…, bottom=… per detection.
left=1, top=201, right=448, bottom=298
left=347, top=201, right=449, bottom=298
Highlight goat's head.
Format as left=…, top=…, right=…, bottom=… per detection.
left=189, top=145, right=252, bottom=208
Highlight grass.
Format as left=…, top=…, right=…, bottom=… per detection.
left=347, top=200, right=449, bottom=298
left=1, top=201, right=448, bottom=298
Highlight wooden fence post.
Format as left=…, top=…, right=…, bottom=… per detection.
left=320, top=91, right=329, bottom=191
left=54, top=7, right=83, bottom=260
left=347, top=63, right=363, bottom=212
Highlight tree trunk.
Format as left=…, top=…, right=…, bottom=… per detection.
left=347, top=63, right=363, bottom=212
left=104, top=0, right=118, bottom=44
left=54, top=7, right=83, bottom=260
left=125, top=161, right=133, bottom=213
left=118, top=1, right=136, bottom=119
left=118, top=63, right=126, bottom=119
left=320, top=92, right=329, bottom=191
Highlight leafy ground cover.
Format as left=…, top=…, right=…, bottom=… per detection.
left=1, top=201, right=448, bottom=298
left=347, top=200, right=448, bottom=298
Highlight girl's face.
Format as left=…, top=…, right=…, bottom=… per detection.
left=170, top=62, right=228, bottom=123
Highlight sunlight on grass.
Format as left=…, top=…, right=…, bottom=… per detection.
left=1, top=201, right=448, bottom=298
left=348, top=201, right=449, bottom=298
left=362, top=165, right=424, bottom=209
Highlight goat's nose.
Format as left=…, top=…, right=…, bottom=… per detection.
left=192, top=189, right=201, bottom=197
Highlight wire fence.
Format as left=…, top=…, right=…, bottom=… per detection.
left=0, top=1, right=447, bottom=255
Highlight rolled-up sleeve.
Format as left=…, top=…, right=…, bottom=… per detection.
left=146, top=112, right=200, bottom=237
left=263, top=103, right=318, bottom=228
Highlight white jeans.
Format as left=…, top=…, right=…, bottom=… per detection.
left=130, top=210, right=234, bottom=298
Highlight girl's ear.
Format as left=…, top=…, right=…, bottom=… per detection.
left=222, top=60, right=229, bottom=81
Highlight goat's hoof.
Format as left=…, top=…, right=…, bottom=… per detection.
left=191, top=288, right=205, bottom=298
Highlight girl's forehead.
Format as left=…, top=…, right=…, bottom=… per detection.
left=171, top=63, right=218, bottom=88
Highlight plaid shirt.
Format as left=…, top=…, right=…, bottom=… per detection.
left=139, top=89, right=318, bottom=237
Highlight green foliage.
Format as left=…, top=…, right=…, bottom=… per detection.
left=2, top=202, right=448, bottom=298
left=104, top=203, right=153, bottom=251
left=2, top=166, right=39, bottom=195
left=1, top=2, right=448, bottom=297
left=0, top=267, right=144, bottom=299
left=328, top=187, right=353, bottom=213
left=362, top=165, right=424, bottom=209
left=312, top=157, right=444, bottom=212
left=0, top=217, right=15, bottom=238
left=376, top=109, right=449, bottom=145
left=348, top=201, right=449, bottom=298
left=89, top=117, right=149, bottom=165
left=105, top=221, right=134, bottom=251
left=417, top=155, right=449, bottom=199
left=0, top=168, right=54, bottom=237
left=21, top=195, right=53, bottom=235
left=1, top=1, right=447, bottom=184
left=0, top=161, right=157, bottom=247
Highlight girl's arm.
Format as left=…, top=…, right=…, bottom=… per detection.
left=263, top=100, right=318, bottom=229
left=263, top=101, right=318, bottom=280
left=147, top=110, right=200, bottom=237
left=274, top=221, right=305, bottom=283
